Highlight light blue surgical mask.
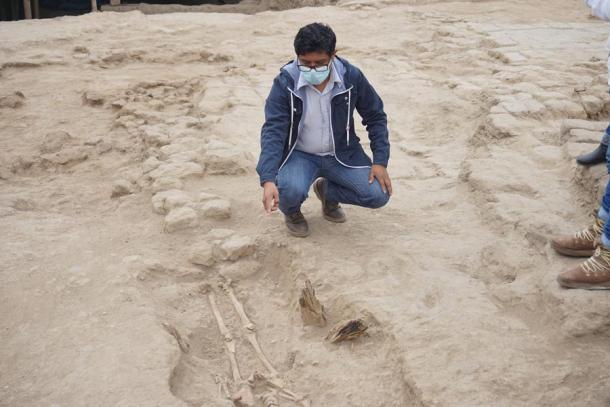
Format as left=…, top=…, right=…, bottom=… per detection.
left=301, top=66, right=331, bottom=85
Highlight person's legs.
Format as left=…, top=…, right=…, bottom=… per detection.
left=556, top=149, right=610, bottom=289
left=576, top=125, right=609, bottom=166
left=276, top=150, right=320, bottom=215
left=321, top=158, right=390, bottom=209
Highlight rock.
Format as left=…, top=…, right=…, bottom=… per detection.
left=203, top=148, right=251, bottom=175
left=198, top=192, right=220, bottom=202
left=159, top=137, right=203, bottom=159
left=560, top=119, right=607, bottom=139
left=148, top=162, right=204, bottom=180
left=580, top=95, right=604, bottom=117
left=82, top=91, right=105, bottom=106
left=213, top=235, right=255, bottom=261
left=207, top=228, right=235, bottom=241
left=151, top=189, right=192, bottom=215
left=41, top=147, right=88, bottom=166
left=40, top=131, right=73, bottom=154
left=0, top=91, right=25, bottom=109
left=164, top=207, right=198, bottom=233
left=483, top=113, right=524, bottom=139
left=544, top=99, right=587, bottom=119
left=142, top=156, right=161, bottom=173
left=151, top=177, right=183, bottom=193
left=139, top=125, right=170, bottom=147
left=198, top=198, right=231, bottom=220
left=495, top=93, right=545, bottom=116
left=111, top=179, right=133, bottom=198
left=568, top=128, right=602, bottom=144
left=188, top=242, right=215, bottom=267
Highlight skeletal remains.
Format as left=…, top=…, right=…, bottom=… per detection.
left=202, top=281, right=311, bottom=407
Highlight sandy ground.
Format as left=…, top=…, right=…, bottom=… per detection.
left=2, top=0, right=610, bottom=406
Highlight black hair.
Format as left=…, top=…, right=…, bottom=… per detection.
left=294, top=23, right=336, bottom=56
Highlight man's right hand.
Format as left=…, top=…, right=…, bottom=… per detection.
left=262, top=181, right=279, bottom=214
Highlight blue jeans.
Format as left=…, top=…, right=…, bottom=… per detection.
left=276, top=150, right=390, bottom=215
left=599, top=141, right=610, bottom=247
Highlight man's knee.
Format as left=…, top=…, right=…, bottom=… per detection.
left=371, top=191, right=390, bottom=209
left=365, top=188, right=390, bottom=209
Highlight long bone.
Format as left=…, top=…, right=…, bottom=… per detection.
left=204, top=285, right=255, bottom=406
left=221, top=280, right=279, bottom=377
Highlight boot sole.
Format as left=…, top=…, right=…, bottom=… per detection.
left=314, top=179, right=347, bottom=224
left=286, top=225, right=310, bottom=238
left=557, top=276, right=610, bottom=290
left=550, top=242, right=595, bottom=258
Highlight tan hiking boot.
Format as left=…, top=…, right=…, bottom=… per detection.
left=284, top=211, right=310, bottom=238
left=313, top=178, right=346, bottom=223
left=550, top=217, right=604, bottom=257
left=557, top=246, right=610, bottom=289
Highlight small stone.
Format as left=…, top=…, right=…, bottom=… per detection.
left=142, top=156, right=161, bottom=173
left=164, top=207, right=198, bottom=233
left=139, top=125, right=170, bottom=147
left=41, top=147, right=88, bottom=166
left=40, top=131, right=73, bottom=154
left=151, top=177, right=183, bottom=193
left=151, top=189, right=192, bottom=215
left=580, top=95, right=603, bottom=116
left=188, top=242, right=215, bottom=267
left=198, top=192, right=220, bottom=202
left=213, top=235, right=255, bottom=261
left=149, top=162, right=204, bottom=180
left=111, top=179, right=133, bottom=198
left=0, top=91, right=25, bottom=109
left=199, top=199, right=231, bottom=220
left=82, top=91, right=105, bottom=107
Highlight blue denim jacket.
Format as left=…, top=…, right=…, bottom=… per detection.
left=256, top=57, right=390, bottom=185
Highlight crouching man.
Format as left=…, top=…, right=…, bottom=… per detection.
left=256, top=23, right=392, bottom=237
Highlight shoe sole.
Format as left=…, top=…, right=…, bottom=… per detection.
left=314, top=179, right=347, bottom=224
left=550, top=242, right=594, bottom=258
left=286, top=226, right=310, bottom=238
left=557, top=276, right=610, bottom=290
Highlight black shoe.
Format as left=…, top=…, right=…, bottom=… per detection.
left=284, top=211, right=310, bottom=237
left=313, top=178, right=346, bottom=223
left=576, top=144, right=607, bottom=166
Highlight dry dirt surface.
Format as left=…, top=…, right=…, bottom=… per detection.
left=2, top=0, right=610, bottom=406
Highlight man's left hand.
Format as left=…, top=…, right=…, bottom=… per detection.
left=369, top=164, right=393, bottom=196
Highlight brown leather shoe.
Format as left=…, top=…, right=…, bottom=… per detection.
left=284, top=211, right=310, bottom=238
left=550, top=217, right=604, bottom=257
left=557, top=246, right=610, bottom=289
left=313, top=178, right=346, bottom=223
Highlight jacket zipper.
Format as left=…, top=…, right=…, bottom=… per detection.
left=330, top=86, right=370, bottom=169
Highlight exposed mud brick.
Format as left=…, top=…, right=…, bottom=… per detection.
left=151, top=189, right=193, bottom=215
left=188, top=242, right=216, bottom=267
left=163, top=207, right=198, bottom=233
left=213, top=235, right=255, bottom=261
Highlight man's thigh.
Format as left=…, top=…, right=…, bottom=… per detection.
left=276, top=151, right=320, bottom=193
left=323, top=162, right=375, bottom=195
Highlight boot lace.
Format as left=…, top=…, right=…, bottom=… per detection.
left=582, top=246, right=610, bottom=275
left=575, top=217, right=604, bottom=242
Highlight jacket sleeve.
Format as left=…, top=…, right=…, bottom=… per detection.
left=587, top=0, right=610, bottom=21
left=354, top=69, right=390, bottom=167
left=256, top=76, right=291, bottom=186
